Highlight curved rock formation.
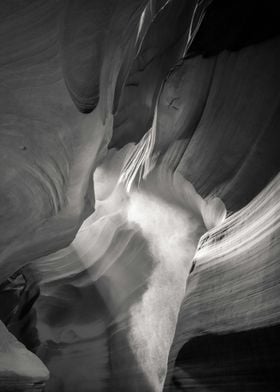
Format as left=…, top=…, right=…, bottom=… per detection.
left=30, top=158, right=225, bottom=391
left=0, top=0, right=280, bottom=391
left=0, top=320, right=49, bottom=391
left=165, top=173, right=280, bottom=391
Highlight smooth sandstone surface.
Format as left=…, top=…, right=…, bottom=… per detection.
left=0, top=0, right=146, bottom=282
left=0, top=320, right=49, bottom=391
left=0, top=0, right=280, bottom=391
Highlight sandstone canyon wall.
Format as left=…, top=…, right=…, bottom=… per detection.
left=0, top=0, right=280, bottom=391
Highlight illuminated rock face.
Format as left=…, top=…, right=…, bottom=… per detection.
left=165, top=174, right=280, bottom=391
left=0, top=0, right=280, bottom=391
left=32, top=157, right=226, bottom=391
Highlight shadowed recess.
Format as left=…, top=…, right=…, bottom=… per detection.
left=174, top=324, right=280, bottom=392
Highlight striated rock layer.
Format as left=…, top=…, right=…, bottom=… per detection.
left=164, top=173, right=280, bottom=391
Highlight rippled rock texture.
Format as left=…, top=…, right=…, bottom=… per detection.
left=165, top=174, right=280, bottom=391
left=1, top=0, right=280, bottom=391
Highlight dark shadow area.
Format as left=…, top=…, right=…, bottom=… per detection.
left=173, top=324, right=280, bottom=391
left=189, top=0, right=280, bottom=57
left=0, top=268, right=40, bottom=351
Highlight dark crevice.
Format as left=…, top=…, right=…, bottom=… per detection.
left=174, top=324, right=280, bottom=391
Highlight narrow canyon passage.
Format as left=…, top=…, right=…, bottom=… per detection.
left=0, top=1, right=280, bottom=391
left=32, top=150, right=226, bottom=391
